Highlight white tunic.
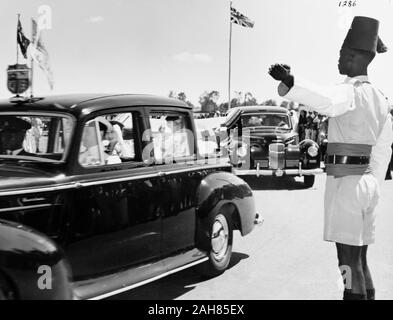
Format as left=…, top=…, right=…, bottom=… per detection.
left=278, top=75, right=393, bottom=184
left=278, top=75, right=393, bottom=245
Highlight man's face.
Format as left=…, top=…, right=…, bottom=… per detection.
left=338, top=47, right=353, bottom=75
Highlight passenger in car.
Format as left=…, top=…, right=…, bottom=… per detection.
left=166, top=116, right=190, bottom=158
left=0, top=117, right=36, bottom=157
left=79, top=118, right=122, bottom=165
left=101, top=120, right=134, bottom=160
left=248, top=116, right=262, bottom=127
left=22, top=117, right=44, bottom=153
left=116, top=127, right=135, bottom=159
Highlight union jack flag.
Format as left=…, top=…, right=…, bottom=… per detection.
left=231, top=7, right=254, bottom=28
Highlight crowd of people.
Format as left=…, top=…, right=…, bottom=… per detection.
left=194, top=111, right=223, bottom=119
left=297, top=109, right=328, bottom=145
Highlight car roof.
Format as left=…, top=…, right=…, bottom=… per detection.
left=228, top=105, right=289, bottom=114
left=0, top=93, right=190, bottom=117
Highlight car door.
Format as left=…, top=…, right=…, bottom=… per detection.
left=146, top=108, right=199, bottom=257
left=65, top=110, right=163, bottom=280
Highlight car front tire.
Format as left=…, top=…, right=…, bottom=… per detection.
left=198, top=211, right=233, bottom=278
left=304, top=175, right=315, bottom=188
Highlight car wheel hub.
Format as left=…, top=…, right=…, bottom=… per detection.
left=211, top=214, right=229, bottom=261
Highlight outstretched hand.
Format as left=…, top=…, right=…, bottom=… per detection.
left=268, top=64, right=292, bottom=81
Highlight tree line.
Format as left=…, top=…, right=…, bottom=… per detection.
left=168, top=90, right=297, bottom=114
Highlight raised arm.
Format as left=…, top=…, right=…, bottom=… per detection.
left=269, top=64, right=354, bottom=117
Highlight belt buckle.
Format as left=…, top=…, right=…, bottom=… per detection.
left=328, top=154, right=336, bottom=164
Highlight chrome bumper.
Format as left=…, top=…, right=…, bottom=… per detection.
left=233, top=163, right=324, bottom=177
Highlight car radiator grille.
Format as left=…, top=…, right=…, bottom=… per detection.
left=269, top=143, right=285, bottom=169
left=254, top=160, right=269, bottom=168
left=285, top=159, right=299, bottom=168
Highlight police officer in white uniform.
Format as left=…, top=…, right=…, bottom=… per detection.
left=269, top=16, right=393, bottom=300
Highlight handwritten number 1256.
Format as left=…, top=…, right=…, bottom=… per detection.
left=339, top=1, right=357, bottom=7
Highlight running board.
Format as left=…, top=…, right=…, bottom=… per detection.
left=72, top=248, right=208, bottom=300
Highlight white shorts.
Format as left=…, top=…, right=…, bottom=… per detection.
left=324, top=174, right=380, bottom=246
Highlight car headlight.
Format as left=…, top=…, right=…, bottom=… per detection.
left=237, top=144, right=248, bottom=158
left=307, top=145, right=319, bottom=157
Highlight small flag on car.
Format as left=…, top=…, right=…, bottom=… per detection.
left=17, top=19, right=31, bottom=59
left=230, top=7, right=255, bottom=28
left=30, top=18, right=54, bottom=89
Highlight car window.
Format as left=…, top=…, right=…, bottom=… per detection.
left=149, top=112, right=194, bottom=164
left=242, top=113, right=291, bottom=129
left=79, top=112, right=137, bottom=167
left=0, top=113, right=74, bottom=161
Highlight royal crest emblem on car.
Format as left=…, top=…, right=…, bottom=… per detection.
left=7, top=64, right=30, bottom=95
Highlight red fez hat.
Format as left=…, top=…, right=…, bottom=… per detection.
left=342, top=16, right=388, bottom=53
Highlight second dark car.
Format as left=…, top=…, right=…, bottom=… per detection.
left=217, top=106, right=324, bottom=188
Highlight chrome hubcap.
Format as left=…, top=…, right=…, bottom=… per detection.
left=211, top=214, right=229, bottom=261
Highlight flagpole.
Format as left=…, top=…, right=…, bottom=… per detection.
left=30, top=53, right=34, bottom=98
left=16, top=14, right=21, bottom=65
left=228, top=1, right=233, bottom=109
left=30, top=18, right=34, bottom=98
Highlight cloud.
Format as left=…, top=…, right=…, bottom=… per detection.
left=87, top=16, right=104, bottom=23
left=172, top=52, right=212, bottom=63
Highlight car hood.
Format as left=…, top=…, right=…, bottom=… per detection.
left=0, top=165, right=67, bottom=193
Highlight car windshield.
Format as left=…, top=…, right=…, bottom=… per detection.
left=242, top=113, right=291, bottom=129
left=0, top=113, right=74, bottom=162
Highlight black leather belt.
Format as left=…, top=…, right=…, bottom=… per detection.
left=325, top=155, right=370, bottom=165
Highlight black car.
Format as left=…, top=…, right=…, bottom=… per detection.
left=218, top=106, right=323, bottom=188
left=0, top=94, right=258, bottom=300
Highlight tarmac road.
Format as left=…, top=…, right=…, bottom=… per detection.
left=111, top=174, right=393, bottom=300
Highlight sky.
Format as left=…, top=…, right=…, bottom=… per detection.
left=0, top=0, right=393, bottom=106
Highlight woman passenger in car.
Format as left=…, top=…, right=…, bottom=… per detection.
left=101, top=119, right=134, bottom=160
